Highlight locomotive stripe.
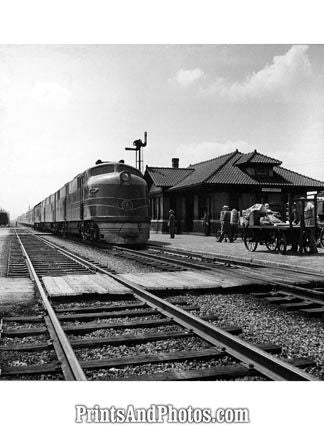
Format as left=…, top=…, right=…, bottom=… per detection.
left=85, top=204, right=147, bottom=210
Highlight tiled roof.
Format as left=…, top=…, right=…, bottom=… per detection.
left=234, top=150, right=282, bottom=166
left=167, top=150, right=324, bottom=191
left=273, top=166, right=324, bottom=187
left=170, top=152, right=237, bottom=189
left=145, top=167, right=194, bottom=187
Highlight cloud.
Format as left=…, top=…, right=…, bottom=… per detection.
left=174, top=139, right=252, bottom=166
left=272, top=113, right=324, bottom=181
left=30, top=81, right=71, bottom=106
left=202, top=45, right=312, bottom=101
left=174, top=68, right=205, bottom=87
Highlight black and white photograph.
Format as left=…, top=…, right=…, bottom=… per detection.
left=0, top=2, right=323, bottom=424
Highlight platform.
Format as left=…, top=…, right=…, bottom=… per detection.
left=41, top=269, right=256, bottom=297
left=149, top=233, right=324, bottom=275
left=120, top=270, right=254, bottom=291
left=42, top=274, right=132, bottom=297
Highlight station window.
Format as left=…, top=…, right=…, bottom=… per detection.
left=151, top=198, right=156, bottom=219
left=198, top=195, right=209, bottom=219
left=156, top=197, right=160, bottom=220
left=151, top=197, right=160, bottom=219
left=255, top=167, right=270, bottom=177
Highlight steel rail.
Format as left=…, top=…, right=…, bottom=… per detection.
left=112, top=245, right=210, bottom=271
left=14, top=230, right=87, bottom=381
left=18, top=233, right=95, bottom=274
left=115, top=245, right=324, bottom=304
left=268, top=284, right=324, bottom=305
left=146, top=245, right=324, bottom=296
left=147, top=243, right=324, bottom=278
left=35, top=234, right=317, bottom=381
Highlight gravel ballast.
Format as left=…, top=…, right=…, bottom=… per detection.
left=0, top=231, right=12, bottom=277
left=86, top=356, right=247, bottom=380
left=69, top=324, right=183, bottom=341
left=0, top=335, right=49, bottom=345
left=41, top=235, right=156, bottom=274
left=75, top=336, right=212, bottom=361
left=166, top=293, right=324, bottom=379
left=3, top=229, right=323, bottom=381
left=1, top=350, right=56, bottom=367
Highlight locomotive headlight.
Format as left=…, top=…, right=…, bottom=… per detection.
left=120, top=172, right=131, bottom=182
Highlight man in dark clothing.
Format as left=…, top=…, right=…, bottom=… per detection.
left=304, top=201, right=318, bottom=254
left=168, top=210, right=176, bottom=239
left=218, top=206, right=233, bottom=242
left=290, top=203, right=300, bottom=252
left=290, top=201, right=306, bottom=253
left=230, top=207, right=239, bottom=240
left=291, top=199, right=317, bottom=254
left=203, top=211, right=210, bottom=236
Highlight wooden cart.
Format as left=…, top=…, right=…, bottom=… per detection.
left=243, top=225, right=278, bottom=252
left=243, top=194, right=321, bottom=254
left=316, top=224, right=324, bottom=248
left=274, top=224, right=304, bottom=254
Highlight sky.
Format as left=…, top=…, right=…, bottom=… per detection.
left=0, top=44, right=324, bottom=218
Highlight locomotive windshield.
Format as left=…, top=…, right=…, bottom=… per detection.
left=116, top=164, right=143, bottom=178
left=89, top=164, right=115, bottom=177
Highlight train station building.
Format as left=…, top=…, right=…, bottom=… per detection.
left=144, top=150, right=324, bottom=234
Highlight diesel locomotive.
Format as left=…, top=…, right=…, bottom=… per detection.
left=0, top=209, right=10, bottom=227
left=17, top=161, right=150, bottom=245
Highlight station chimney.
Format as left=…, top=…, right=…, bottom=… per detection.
left=172, top=158, right=179, bottom=168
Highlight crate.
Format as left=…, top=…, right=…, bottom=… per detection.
left=249, top=211, right=261, bottom=226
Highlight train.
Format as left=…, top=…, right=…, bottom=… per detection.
left=17, top=161, right=150, bottom=245
left=0, top=209, right=10, bottom=227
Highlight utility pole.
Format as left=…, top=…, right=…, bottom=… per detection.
left=125, top=131, right=147, bottom=173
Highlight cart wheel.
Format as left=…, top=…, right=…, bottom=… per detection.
left=320, top=228, right=324, bottom=248
left=244, top=231, right=258, bottom=251
left=303, top=234, right=312, bottom=254
left=278, top=234, right=287, bottom=255
left=265, top=231, right=278, bottom=252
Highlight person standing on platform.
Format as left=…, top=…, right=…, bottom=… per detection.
left=218, top=205, right=232, bottom=242
left=230, top=207, right=239, bottom=240
left=290, top=202, right=300, bottom=252
left=304, top=201, right=318, bottom=254
left=203, top=211, right=210, bottom=236
left=168, top=210, right=176, bottom=239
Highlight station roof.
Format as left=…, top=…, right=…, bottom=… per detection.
left=144, top=167, right=194, bottom=187
left=162, top=150, right=324, bottom=191
left=234, top=150, right=282, bottom=166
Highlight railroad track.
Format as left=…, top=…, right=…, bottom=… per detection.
left=19, top=228, right=324, bottom=314
left=0, top=230, right=318, bottom=381
left=131, top=244, right=324, bottom=316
